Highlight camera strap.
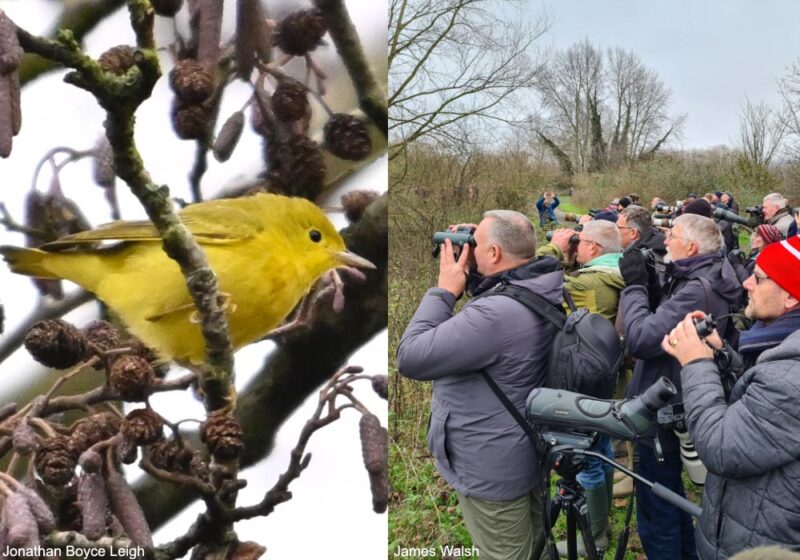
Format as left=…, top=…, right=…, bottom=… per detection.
left=480, top=370, right=540, bottom=445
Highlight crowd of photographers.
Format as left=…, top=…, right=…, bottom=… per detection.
left=397, top=189, right=800, bottom=560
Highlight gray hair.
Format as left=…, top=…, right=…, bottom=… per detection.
left=763, top=192, right=787, bottom=208
left=582, top=220, right=622, bottom=253
left=483, top=210, right=537, bottom=260
left=672, top=214, right=723, bottom=254
left=620, top=206, right=653, bottom=235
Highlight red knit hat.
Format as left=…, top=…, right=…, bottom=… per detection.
left=756, top=236, right=800, bottom=300
left=755, top=224, right=782, bottom=246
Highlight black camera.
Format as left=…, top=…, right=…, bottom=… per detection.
left=745, top=205, right=763, bottom=217
left=694, top=314, right=717, bottom=338
left=588, top=208, right=602, bottom=217
left=431, top=226, right=476, bottom=258
left=655, top=202, right=676, bottom=213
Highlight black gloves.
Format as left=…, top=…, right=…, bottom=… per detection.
left=619, top=248, right=649, bottom=287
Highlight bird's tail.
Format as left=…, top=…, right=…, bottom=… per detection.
left=0, top=246, right=60, bottom=279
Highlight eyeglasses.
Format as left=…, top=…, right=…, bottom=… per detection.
left=617, top=225, right=635, bottom=231
left=666, top=230, right=687, bottom=242
left=753, top=272, right=770, bottom=285
left=578, top=238, right=602, bottom=248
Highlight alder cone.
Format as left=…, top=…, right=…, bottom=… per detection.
left=275, top=8, right=327, bottom=56
left=169, top=60, right=214, bottom=103
left=108, top=354, right=155, bottom=401
left=269, top=134, right=326, bottom=199
left=24, top=319, right=88, bottom=369
left=36, top=436, right=78, bottom=486
left=69, top=412, right=122, bottom=456
left=324, top=113, right=372, bottom=161
left=122, top=409, right=164, bottom=445
left=146, top=438, right=193, bottom=472
left=171, top=100, right=212, bottom=140
left=271, top=80, right=310, bottom=123
left=201, top=415, right=244, bottom=461
left=82, top=320, right=121, bottom=353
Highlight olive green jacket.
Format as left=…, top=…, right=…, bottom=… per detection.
left=537, top=244, right=625, bottom=321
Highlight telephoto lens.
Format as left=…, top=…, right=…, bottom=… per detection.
left=653, top=218, right=674, bottom=228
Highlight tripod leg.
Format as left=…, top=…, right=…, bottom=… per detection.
left=546, top=499, right=563, bottom=560
left=572, top=500, right=600, bottom=560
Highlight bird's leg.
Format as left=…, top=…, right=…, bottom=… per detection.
left=263, top=268, right=352, bottom=339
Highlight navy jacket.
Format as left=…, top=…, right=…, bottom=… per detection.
left=621, top=253, right=741, bottom=450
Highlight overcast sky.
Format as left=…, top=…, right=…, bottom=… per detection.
left=539, top=0, right=800, bottom=150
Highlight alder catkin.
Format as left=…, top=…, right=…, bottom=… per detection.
left=18, top=486, right=56, bottom=533
left=105, top=465, right=153, bottom=548
left=77, top=471, right=109, bottom=540
left=212, top=110, right=245, bottom=162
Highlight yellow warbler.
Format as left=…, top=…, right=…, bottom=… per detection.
left=0, top=193, right=374, bottom=364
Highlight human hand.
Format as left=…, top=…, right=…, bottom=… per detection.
left=578, top=214, right=592, bottom=225
left=619, top=249, right=648, bottom=287
left=550, top=228, right=576, bottom=253
left=661, top=312, right=715, bottom=366
left=438, top=238, right=470, bottom=297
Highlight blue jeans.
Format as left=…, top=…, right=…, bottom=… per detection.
left=635, top=442, right=699, bottom=560
left=577, top=435, right=613, bottom=490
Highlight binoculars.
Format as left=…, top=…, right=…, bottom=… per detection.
left=431, top=226, right=476, bottom=258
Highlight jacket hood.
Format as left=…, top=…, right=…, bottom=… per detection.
left=583, top=252, right=622, bottom=270
left=470, top=255, right=564, bottom=305
left=757, top=329, right=800, bottom=364
left=668, top=252, right=741, bottom=305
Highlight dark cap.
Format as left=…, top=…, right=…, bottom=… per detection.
left=593, top=210, right=619, bottom=222
left=683, top=198, right=712, bottom=217
left=618, top=197, right=631, bottom=208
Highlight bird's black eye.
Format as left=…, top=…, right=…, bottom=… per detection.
left=309, top=229, right=322, bottom=243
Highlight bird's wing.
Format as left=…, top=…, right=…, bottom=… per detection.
left=41, top=202, right=264, bottom=250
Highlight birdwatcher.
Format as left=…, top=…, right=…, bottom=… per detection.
left=397, top=210, right=563, bottom=560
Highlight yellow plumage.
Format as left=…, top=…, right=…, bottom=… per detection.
left=0, top=193, right=373, bottom=365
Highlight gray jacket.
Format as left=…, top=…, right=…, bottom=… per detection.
left=397, top=258, right=564, bottom=500
left=682, top=330, right=800, bottom=559
left=767, top=207, right=795, bottom=238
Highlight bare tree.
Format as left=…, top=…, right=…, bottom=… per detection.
left=535, top=41, right=683, bottom=173
left=778, top=60, right=800, bottom=161
left=388, top=0, right=549, bottom=160
left=737, top=97, right=787, bottom=167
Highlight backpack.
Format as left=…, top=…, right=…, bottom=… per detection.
left=478, top=282, right=623, bottom=399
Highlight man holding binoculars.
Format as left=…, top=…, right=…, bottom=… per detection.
left=661, top=234, right=800, bottom=558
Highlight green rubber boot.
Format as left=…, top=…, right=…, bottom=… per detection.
left=555, top=485, right=610, bottom=557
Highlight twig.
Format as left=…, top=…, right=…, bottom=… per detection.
left=44, top=371, right=198, bottom=416
left=139, top=455, right=215, bottom=497
left=313, top=0, right=388, bottom=137
left=17, top=0, right=127, bottom=85
left=230, top=365, right=363, bottom=521
left=0, top=202, right=48, bottom=239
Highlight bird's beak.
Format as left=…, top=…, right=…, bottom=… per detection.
left=336, top=250, right=376, bottom=269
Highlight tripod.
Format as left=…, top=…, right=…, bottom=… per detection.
left=541, top=431, right=600, bottom=560
left=538, top=429, right=704, bottom=560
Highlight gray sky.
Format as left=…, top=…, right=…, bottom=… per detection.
left=540, top=0, right=800, bottom=149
